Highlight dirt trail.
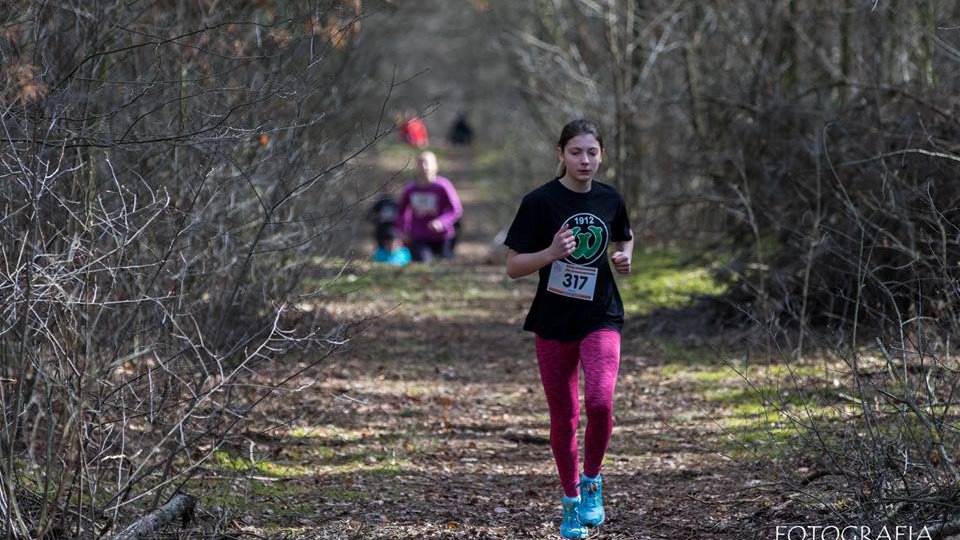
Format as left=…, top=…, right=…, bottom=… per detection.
left=232, top=147, right=777, bottom=539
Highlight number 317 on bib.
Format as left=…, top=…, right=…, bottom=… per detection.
left=547, top=261, right=598, bottom=301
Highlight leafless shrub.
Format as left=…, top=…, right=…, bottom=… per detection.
left=705, top=90, right=960, bottom=534
left=0, top=1, right=397, bottom=537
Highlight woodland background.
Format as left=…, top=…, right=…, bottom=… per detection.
left=3, top=1, right=960, bottom=538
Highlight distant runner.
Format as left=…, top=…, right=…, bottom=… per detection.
left=395, top=151, right=463, bottom=262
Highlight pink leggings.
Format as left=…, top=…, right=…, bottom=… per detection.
left=535, top=329, right=621, bottom=498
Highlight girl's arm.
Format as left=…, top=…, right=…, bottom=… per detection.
left=434, top=178, right=463, bottom=231
left=506, top=224, right=576, bottom=279
left=610, top=229, right=635, bottom=274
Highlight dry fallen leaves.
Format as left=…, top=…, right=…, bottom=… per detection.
left=8, top=62, right=48, bottom=103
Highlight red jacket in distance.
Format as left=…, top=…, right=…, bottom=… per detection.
left=400, top=117, right=429, bottom=148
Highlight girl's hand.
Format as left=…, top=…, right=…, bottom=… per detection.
left=549, top=224, right=576, bottom=261
left=611, top=251, right=631, bottom=274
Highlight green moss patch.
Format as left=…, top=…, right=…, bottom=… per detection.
left=619, top=247, right=726, bottom=315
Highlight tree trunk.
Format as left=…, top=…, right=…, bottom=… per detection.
left=883, top=0, right=898, bottom=83
left=919, top=0, right=937, bottom=88
left=606, top=0, right=641, bottom=208
left=839, top=0, right=853, bottom=102
left=782, top=0, right=799, bottom=93
left=685, top=4, right=707, bottom=143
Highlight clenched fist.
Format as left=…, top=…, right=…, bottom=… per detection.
left=549, top=224, right=576, bottom=261
left=611, top=251, right=631, bottom=274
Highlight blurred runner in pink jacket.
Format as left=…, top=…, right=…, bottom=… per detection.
left=395, top=151, right=463, bottom=262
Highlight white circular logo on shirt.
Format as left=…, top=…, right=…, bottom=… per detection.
left=562, top=213, right=608, bottom=266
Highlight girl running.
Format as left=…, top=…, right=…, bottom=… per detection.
left=395, top=151, right=463, bottom=262
left=504, top=120, right=633, bottom=538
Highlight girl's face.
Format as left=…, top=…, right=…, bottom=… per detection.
left=416, top=152, right=438, bottom=182
left=559, top=134, right=603, bottom=183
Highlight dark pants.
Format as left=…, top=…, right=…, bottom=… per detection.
left=409, top=239, right=453, bottom=262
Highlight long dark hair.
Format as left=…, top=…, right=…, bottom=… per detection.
left=556, top=119, right=604, bottom=178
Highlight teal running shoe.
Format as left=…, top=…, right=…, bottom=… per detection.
left=578, top=474, right=605, bottom=527
left=560, top=496, right=588, bottom=538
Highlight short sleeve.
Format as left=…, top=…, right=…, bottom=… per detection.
left=504, top=195, right=542, bottom=253
left=611, top=195, right=633, bottom=242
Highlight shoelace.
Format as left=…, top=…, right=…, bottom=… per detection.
left=580, top=480, right=600, bottom=504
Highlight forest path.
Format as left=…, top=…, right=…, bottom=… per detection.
left=229, top=146, right=778, bottom=539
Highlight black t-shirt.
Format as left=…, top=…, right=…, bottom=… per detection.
left=504, top=178, right=633, bottom=341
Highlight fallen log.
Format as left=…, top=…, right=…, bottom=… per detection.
left=109, top=493, right=196, bottom=540
left=502, top=428, right=550, bottom=445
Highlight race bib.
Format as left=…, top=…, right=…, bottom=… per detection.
left=547, top=261, right=598, bottom=301
left=410, top=193, right=438, bottom=216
